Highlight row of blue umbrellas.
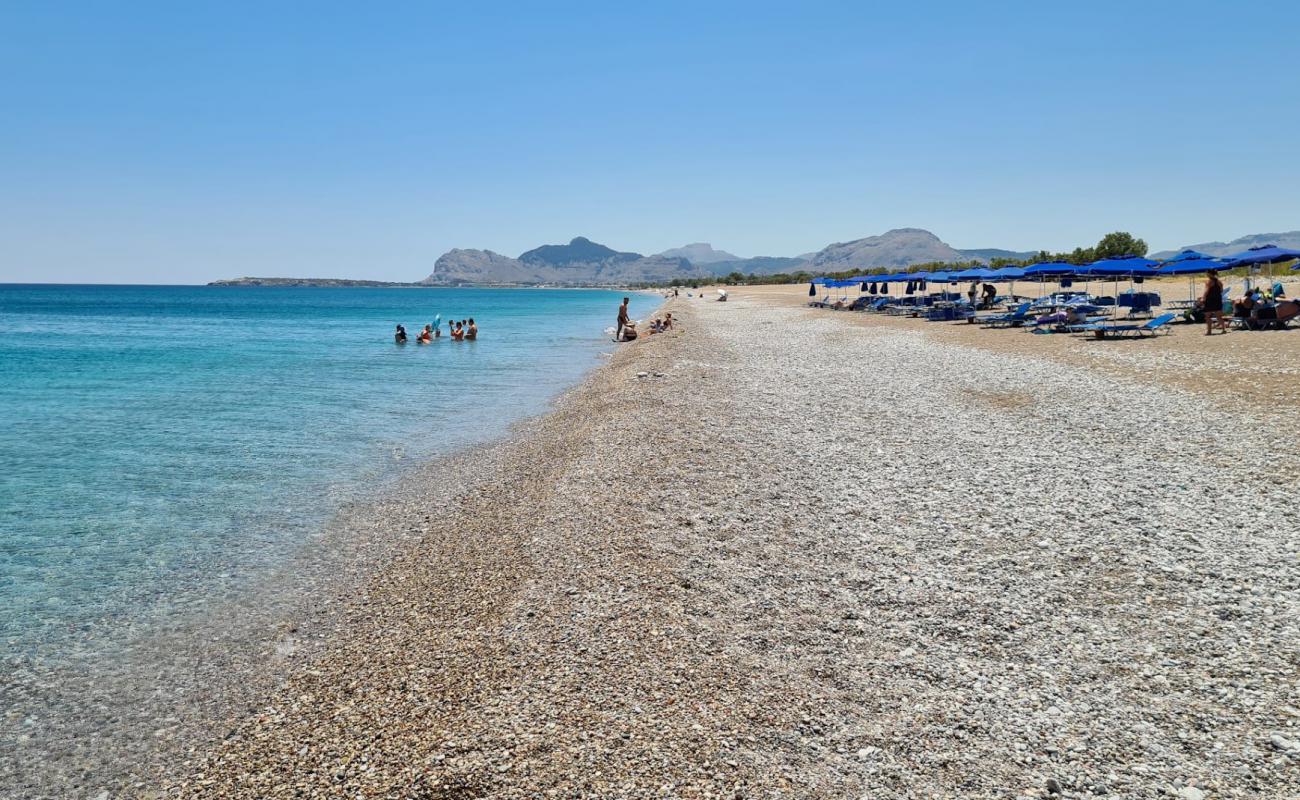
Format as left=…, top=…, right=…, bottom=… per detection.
left=812, top=244, right=1300, bottom=286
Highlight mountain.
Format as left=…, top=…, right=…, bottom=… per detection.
left=956, top=248, right=1038, bottom=263
left=420, top=249, right=545, bottom=285
left=1150, top=231, right=1300, bottom=260
left=421, top=237, right=712, bottom=285
left=807, top=228, right=966, bottom=270
left=655, top=243, right=741, bottom=264
left=519, top=236, right=641, bottom=267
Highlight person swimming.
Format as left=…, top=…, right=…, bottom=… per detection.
left=394, top=324, right=408, bottom=344
left=465, top=318, right=478, bottom=340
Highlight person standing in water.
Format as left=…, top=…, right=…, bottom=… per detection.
left=394, top=324, right=407, bottom=344
left=465, top=318, right=478, bottom=340
left=616, top=297, right=630, bottom=340
left=451, top=321, right=465, bottom=341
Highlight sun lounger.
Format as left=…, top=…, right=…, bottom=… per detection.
left=1081, top=312, right=1176, bottom=339
left=978, top=302, right=1032, bottom=328
left=1031, top=315, right=1109, bottom=334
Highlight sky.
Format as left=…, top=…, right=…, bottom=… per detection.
left=2, top=0, right=1298, bottom=284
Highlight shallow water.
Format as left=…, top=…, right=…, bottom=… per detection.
left=0, top=284, right=658, bottom=794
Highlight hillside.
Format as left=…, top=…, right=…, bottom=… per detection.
left=1151, top=231, right=1300, bottom=260
left=655, top=243, right=741, bottom=264
left=807, top=228, right=965, bottom=270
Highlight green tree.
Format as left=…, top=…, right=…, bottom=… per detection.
left=1093, top=231, right=1148, bottom=259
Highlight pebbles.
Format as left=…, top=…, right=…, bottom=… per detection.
left=160, top=294, right=1297, bottom=799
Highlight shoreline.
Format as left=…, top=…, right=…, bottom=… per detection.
left=1, top=293, right=665, bottom=799
left=153, top=290, right=1298, bottom=797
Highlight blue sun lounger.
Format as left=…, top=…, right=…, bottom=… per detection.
left=978, top=302, right=1032, bottom=328
left=1080, top=312, right=1176, bottom=339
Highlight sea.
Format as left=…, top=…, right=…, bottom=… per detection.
left=0, top=283, right=660, bottom=795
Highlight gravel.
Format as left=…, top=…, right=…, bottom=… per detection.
left=156, top=293, right=1297, bottom=799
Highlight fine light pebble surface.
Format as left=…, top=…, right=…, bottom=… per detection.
left=150, top=294, right=1297, bottom=799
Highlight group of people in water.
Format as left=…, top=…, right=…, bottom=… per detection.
left=614, top=296, right=674, bottom=342
left=393, top=318, right=477, bottom=344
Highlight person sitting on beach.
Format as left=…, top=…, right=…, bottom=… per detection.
left=394, top=324, right=407, bottom=344
left=1064, top=306, right=1089, bottom=326
left=619, top=321, right=638, bottom=341
left=465, top=318, right=478, bottom=340
left=661, top=312, right=673, bottom=330
left=417, top=324, right=433, bottom=344
left=451, top=321, right=465, bottom=341
left=1233, top=290, right=1258, bottom=319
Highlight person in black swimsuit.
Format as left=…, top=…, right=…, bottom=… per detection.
left=394, top=324, right=408, bottom=344
left=1202, top=270, right=1225, bottom=335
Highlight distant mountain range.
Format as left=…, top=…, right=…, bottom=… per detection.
left=1150, top=231, right=1300, bottom=260
left=219, top=227, right=1300, bottom=287
left=419, top=229, right=1036, bottom=286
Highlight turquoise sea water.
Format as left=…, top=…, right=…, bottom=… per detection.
left=0, top=284, right=656, bottom=663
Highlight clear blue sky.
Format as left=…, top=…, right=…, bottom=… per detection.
left=3, top=0, right=1297, bottom=283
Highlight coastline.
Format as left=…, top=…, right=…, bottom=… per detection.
left=2, top=288, right=665, bottom=799
left=158, top=290, right=1297, bottom=798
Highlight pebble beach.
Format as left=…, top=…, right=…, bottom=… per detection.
left=159, top=289, right=1298, bottom=799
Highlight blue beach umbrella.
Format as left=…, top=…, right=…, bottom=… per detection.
left=1223, top=244, right=1300, bottom=291
left=1021, top=262, right=1078, bottom=301
left=1083, top=256, right=1159, bottom=278
left=1223, top=244, right=1300, bottom=266
left=1156, top=253, right=1227, bottom=304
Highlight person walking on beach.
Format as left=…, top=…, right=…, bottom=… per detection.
left=616, top=297, right=631, bottom=341
left=1203, top=269, right=1226, bottom=335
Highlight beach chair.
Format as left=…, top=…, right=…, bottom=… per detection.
left=1082, top=312, right=1176, bottom=339
left=977, top=302, right=1032, bottom=328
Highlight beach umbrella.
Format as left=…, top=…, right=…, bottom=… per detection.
left=1222, top=244, right=1300, bottom=266
left=1084, top=256, right=1159, bottom=316
left=1223, top=244, right=1300, bottom=291
left=1022, top=262, right=1078, bottom=303
left=1083, top=256, right=1159, bottom=278
left=1157, top=253, right=1227, bottom=304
